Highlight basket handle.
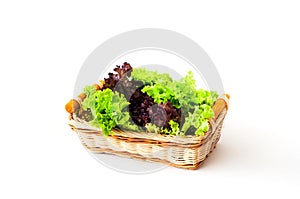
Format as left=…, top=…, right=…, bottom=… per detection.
left=212, top=94, right=230, bottom=121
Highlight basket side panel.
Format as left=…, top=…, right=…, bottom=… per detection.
left=76, top=117, right=225, bottom=169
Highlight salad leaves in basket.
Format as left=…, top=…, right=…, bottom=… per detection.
left=75, top=62, right=218, bottom=137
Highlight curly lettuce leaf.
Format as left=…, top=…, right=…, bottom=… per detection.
left=132, top=68, right=218, bottom=136
left=159, top=120, right=181, bottom=136
left=138, top=70, right=218, bottom=114
left=83, top=88, right=116, bottom=136
left=111, top=92, right=140, bottom=132
left=131, top=68, right=173, bottom=85
left=168, top=120, right=181, bottom=136
left=196, top=89, right=218, bottom=107
left=145, top=120, right=181, bottom=136
left=181, top=106, right=211, bottom=136
left=82, top=87, right=139, bottom=136
left=145, top=123, right=161, bottom=133
left=141, top=84, right=180, bottom=109
left=81, top=85, right=97, bottom=114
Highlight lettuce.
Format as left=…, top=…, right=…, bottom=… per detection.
left=145, top=123, right=161, bottom=133
left=81, top=65, right=219, bottom=137
left=131, top=68, right=173, bottom=85
left=145, top=120, right=181, bottom=136
left=133, top=69, right=218, bottom=136
left=168, top=120, right=181, bottom=136
left=181, top=107, right=210, bottom=136
left=82, top=87, right=139, bottom=136
left=111, top=92, right=140, bottom=132
left=141, top=84, right=180, bottom=109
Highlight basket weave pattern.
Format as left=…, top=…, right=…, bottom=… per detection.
left=69, top=97, right=228, bottom=169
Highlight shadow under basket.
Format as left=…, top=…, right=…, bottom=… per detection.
left=68, top=95, right=229, bottom=170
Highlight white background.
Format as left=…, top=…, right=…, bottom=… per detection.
left=1, top=1, right=299, bottom=198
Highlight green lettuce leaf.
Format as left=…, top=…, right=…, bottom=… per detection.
left=131, top=68, right=173, bottom=85
left=141, top=84, right=180, bottom=109
left=82, top=87, right=139, bottom=136
left=145, top=123, right=161, bottom=133
left=111, top=92, right=140, bottom=132
left=181, top=106, right=210, bottom=136
left=133, top=68, right=218, bottom=136
left=145, top=120, right=181, bottom=136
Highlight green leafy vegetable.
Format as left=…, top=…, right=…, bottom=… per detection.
left=145, top=123, right=161, bottom=133
left=145, top=120, right=181, bottom=136
left=82, top=87, right=139, bottom=136
left=80, top=65, right=219, bottom=137
left=131, top=68, right=173, bottom=85
left=168, top=120, right=181, bottom=136
left=196, top=89, right=219, bottom=107
left=181, top=107, right=209, bottom=136
left=134, top=69, right=218, bottom=136
left=141, top=84, right=180, bottom=108
left=111, top=93, right=140, bottom=132
left=81, top=85, right=97, bottom=113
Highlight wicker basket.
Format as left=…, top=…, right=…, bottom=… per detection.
left=68, top=95, right=229, bottom=170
